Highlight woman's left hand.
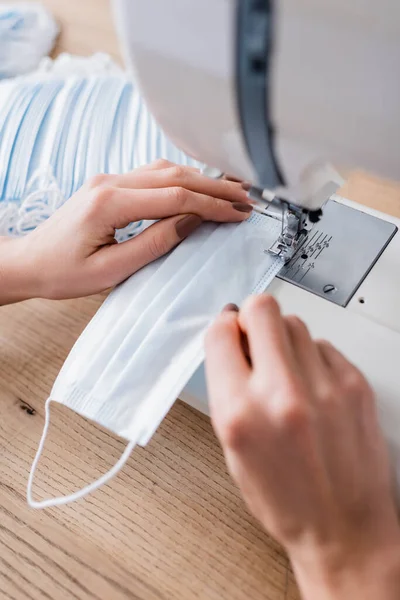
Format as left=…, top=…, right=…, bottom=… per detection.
left=0, top=160, right=251, bottom=304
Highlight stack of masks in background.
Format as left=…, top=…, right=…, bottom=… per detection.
left=0, top=5, right=198, bottom=240
left=0, top=2, right=58, bottom=79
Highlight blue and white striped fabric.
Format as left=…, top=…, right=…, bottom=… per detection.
left=0, top=75, right=200, bottom=238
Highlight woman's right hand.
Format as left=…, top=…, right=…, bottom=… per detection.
left=205, top=295, right=400, bottom=600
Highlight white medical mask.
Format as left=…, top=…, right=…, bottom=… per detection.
left=28, top=213, right=283, bottom=508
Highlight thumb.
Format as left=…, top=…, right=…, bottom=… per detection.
left=91, top=214, right=202, bottom=288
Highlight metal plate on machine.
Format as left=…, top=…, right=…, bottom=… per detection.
left=278, top=201, right=397, bottom=307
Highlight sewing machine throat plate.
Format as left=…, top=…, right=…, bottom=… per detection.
left=278, top=201, right=397, bottom=307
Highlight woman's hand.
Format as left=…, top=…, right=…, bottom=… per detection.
left=0, top=160, right=252, bottom=304
left=205, top=296, right=400, bottom=600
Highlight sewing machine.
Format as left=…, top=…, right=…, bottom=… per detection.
left=114, top=0, right=400, bottom=457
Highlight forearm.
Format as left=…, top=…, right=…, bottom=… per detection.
left=291, top=541, right=400, bottom=600
left=0, top=236, right=39, bottom=305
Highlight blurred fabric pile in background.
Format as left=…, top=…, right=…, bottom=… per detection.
left=0, top=3, right=197, bottom=238
left=0, top=2, right=58, bottom=78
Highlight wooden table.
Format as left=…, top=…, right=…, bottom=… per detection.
left=2, top=1, right=400, bottom=598
left=1, top=181, right=399, bottom=600
left=0, top=294, right=295, bottom=600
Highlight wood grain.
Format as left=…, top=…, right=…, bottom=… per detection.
left=1, top=2, right=293, bottom=598
left=2, top=0, right=400, bottom=599
left=0, top=295, right=290, bottom=600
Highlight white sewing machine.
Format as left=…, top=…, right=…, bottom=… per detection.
left=113, top=1, right=400, bottom=455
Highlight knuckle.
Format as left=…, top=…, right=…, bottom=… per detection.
left=285, top=315, right=308, bottom=334
left=250, top=373, right=309, bottom=430
left=86, top=173, right=110, bottom=189
left=251, top=370, right=300, bottom=401
left=249, top=374, right=273, bottom=400
left=342, top=369, right=367, bottom=396
left=88, top=186, right=116, bottom=212
left=316, top=339, right=330, bottom=353
left=203, top=195, right=225, bottom=216
left=273, top=399, right=310, bottom=430
left=168, top=165, right=187, bottom=183
left=219, top=405, right=252, bottom=449
left=152, top=158, right=173, bottom=170
left=168, top=186, right=188, bottom=209
left=265, top=379, right=310, bottom=428
left=242, top=294, right=280, bottom=318
left=147, top=233, right=170, bottom=260
left=208, top=195, right=224, bottom=210
left=316, top=383, right=337, bottom=406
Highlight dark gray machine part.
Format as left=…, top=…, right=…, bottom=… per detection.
left=236, top=0, right=283, bottom=189
left=278, top=201, right=397, bottom=307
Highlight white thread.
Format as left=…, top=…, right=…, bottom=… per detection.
left=252, top=258, right=284, bottom=295
left=27, top=398, right=136, bottom=509
left=0, top=201, right=18, bottom=235
left=248, top=213, right=285, bottom=294
left=0, top=165, right=145, bottom=240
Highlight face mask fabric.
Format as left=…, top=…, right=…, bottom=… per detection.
left=27, top=213, right=284, bottom=509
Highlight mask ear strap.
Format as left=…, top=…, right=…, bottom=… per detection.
left=27, top=398, right=136, bottom=509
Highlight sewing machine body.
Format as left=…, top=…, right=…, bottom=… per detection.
left=113, top=0, right=400, bottom=459
left=182, top=196, right=400, bottom=470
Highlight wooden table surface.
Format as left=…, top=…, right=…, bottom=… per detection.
left=2, top=1, right=400, bottom=599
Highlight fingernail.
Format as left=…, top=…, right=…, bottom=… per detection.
left=225, top=175, right=242, bottom=183
left=233, top=202, right=253, bottom=213
left=223, top=303, right=239, bottom=313
left=241, top=182, right=252, bottom=191
left=175, top=214, right=202, bottom=239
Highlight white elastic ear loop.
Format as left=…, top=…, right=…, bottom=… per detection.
left=27, top=398, right=136, bottom=509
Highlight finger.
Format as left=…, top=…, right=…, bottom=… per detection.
left=284, top=316, right=329, bottom=388
left=224, top=304, right=252, bottom=357
left=223, top=175, right=254, bottom=193
left=238, top=295, right=297, bottom=380
left=317, top=340, right=355, bottom=374
left=90, top=214, right=202, bottom=287
left=314, top=340, right=376, bottom=492
left=223, top=174, right=242, bottom=183
left=205, top=311, right=251, bottom=422
left=138, top=161, right=199, bottom=174
left=222, top=303, right=252, bottom=363
left=133, top=159, right=176, bottom=172
left=112, top=165, right=250, bottom=203
left=128, top=159, right=197, bottom=175
left=316, top=340, right=371, bottom=409
left=99, top=187, right=252, bottom=230
left=85, top=162, right=200, bottom=191
left=223, top=303, right=239, bottom=313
